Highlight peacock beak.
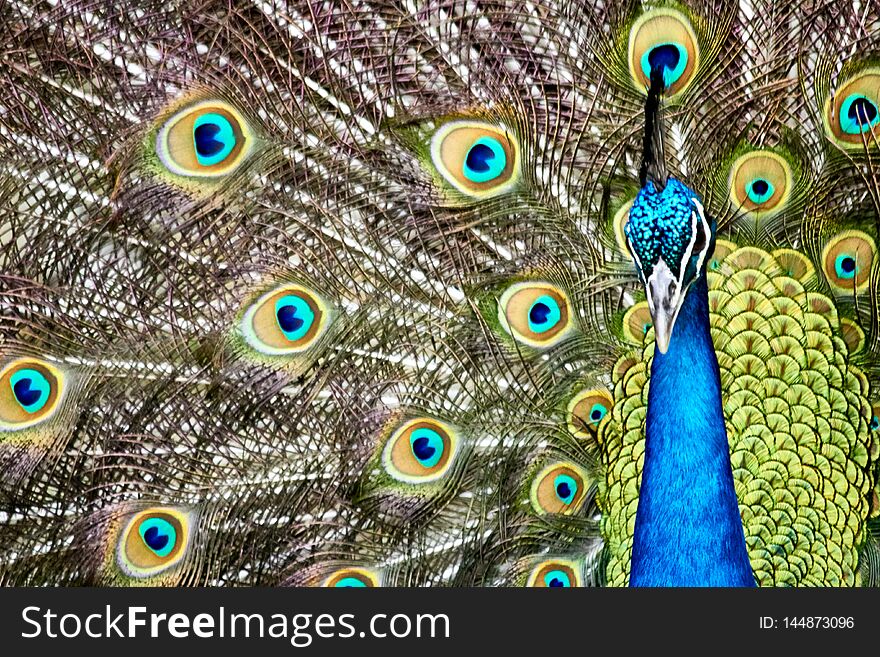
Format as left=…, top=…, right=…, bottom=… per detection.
left=644, top=257, right=685, bottom=355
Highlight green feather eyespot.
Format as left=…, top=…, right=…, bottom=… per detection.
left=530, top=462, right=589, bottom=515
left=430, top=120, right=520, bottom=198
left=525, top=559, right=582, bottom=587
left=382, top=419, right=458, bottom=484
left=155, top=99, right=254, bottom=178
left=567, top=388, right=614, bottom=439
left=821, top=230, right=875, bottom=293
left=498, top=282, right=573, bottom=348
left=621, top=302, right=653, bottom=345
left=0, top=359, right=64, bottom=431
left=824, top=69, right=880, bottom=147
left=117, top=508, right=191, bottom=579
left=628, top=9, right=699, bottom=96
left=241, top=284, right=331, bottom=355
left=323, top=567, right=379, bottom=588
left=728, top=151, right=792, bottom=217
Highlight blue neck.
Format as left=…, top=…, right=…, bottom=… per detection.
left=629, top=274, right=754, bottom=587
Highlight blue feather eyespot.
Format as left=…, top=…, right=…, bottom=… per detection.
left=430, top=120, right=519, bottom=198
left=526, top=560, right=581, bottom=588
left=543, top=570, right=572, bottom=587
left=825, top=69, right=880, bottom=147
left=530, top=463, right=589, bottom=515
left=192, top=113, right=237, bottom=166
left=138, top=517, right=178, bottom=558
left=839, top=94, right=879, bottom=135
left=499, top=282, right=573, bottom=348
left=155, top=99, right=254, bottom=179
left=463, top=137, right=508, bottom=183
left=871, top=415, right=879, bottom=432
left=728, top=151, right=792, bottom=217
left=382, top=419, right=459, bottom=484
left=409, top=427, right=444, bottom=468
left=822, top=230, right=876, bottom=293
left=117, top=508, right=191, bottom=579
left=553, top=474, right=578, bottom=505
left=567, top=388, right=614, bottom=438
left=628, top=9, right=699, bottom=97
left=622, top=302, right=653, bottom=345
left=242, top=284, right=330, bottom=355
left=0, top=358, right=64, bottom=430
left=323, top=568, right=379, bottom=588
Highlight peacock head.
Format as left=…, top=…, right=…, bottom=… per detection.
left=625, top=178, right=715, bottom=354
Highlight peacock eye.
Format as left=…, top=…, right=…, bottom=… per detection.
left=543, top=570, right=572, bottom=587
left=499, top=282, right=573, bottom=348
left=530, top=463, right=589, bottom=515
left=871, top=415, right=879, bottom=432
left=622, top=301, right=653, bottom=345
left=567, top=388, right=614, bottom=438
left=117, top=508, right=190, bottom=578
left=155, top=99, right=253, bottom=178
left=324, top=568, right=379, bottom=588
left=382, top=419, right=458, bottom=483
left=628, top=8, right=699, bottom=96
left=728, top=151, right=792, bottom=217
left=526, top=560, right=581, bottom=587
left=0, top=359, right=64, bottom=430
left=821, top=230, right=875, bottom=293
left=241, top=284, right=330, bottom=355
left=825, top=70, right=880, bottom=147
left=430, top=120, right=520, bottom=198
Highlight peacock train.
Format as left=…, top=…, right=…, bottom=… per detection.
left=1, top=0, right=880, bottom=587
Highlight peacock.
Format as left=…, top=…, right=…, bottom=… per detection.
left=2, top=0, right=880, bottom=588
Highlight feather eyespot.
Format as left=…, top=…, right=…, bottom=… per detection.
left=728, top=151, right=792, bottom=217
left=241, top=284, right=331, bottom=355
left=821, top=230, right=875, bottom=293
left=382, top=419, right=458, bottom=484
left=155, top=99, right=254, bottom=178
left=567, top=389, right=614, bottom=439
left=825, top=69, right=880, bottom=147
left=622, top=302, right=653, bottom=345
left=628, top=9, right=699, bottom=96
left=526, top=559, right=582, bottom=587
left=430, top=120, right=520, bottom=198
left=613, top=199, right=635, bottom=256
left=0, top=359, right=64, bottom=431
left=498, top=282, right=573, bottom=348
left=117, top=508, right=191, bottom=578
left=530, top=462, right=589, bottom=515
left=324, top=567, right=379, bottom=588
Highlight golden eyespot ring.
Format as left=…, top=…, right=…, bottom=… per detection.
left=323, top=567, right=380, bottom=588
left=530, top=462, right=589, bottom=515
left=613, top=200, right=635, bottom=255
left=567, top=388, right=613, bottom=439
left=241, top=284, right=331, bottom=355
left=156, top=99, right=254, bottom=177
left=526, top=559, right=582, bottom=587
left=117, top=508, right=191, bottom=578
left=0, top=358, right=64, bottom=431
left=498, top=282, right=573, bottom=348
left=821, top=230, right=875, bottom=293
left=381, top=418, right=458, bottom=484
left=622, top=302, right=653, bottom=345
left=728, top=151, right=793, bottom=217
left=628, top=8, right=700, bottom=97
left=824, top=69, right=880, bottom=148
left=430, top=120, right=520, bottom=198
